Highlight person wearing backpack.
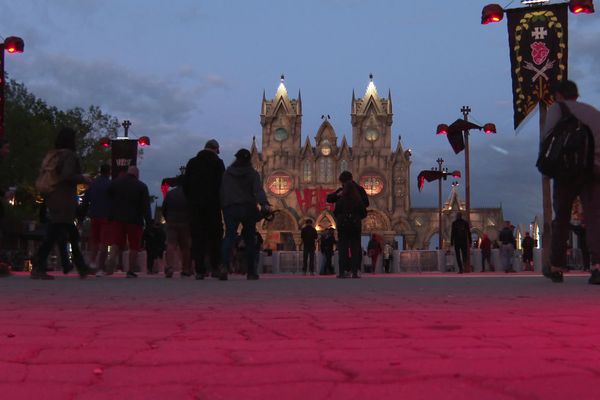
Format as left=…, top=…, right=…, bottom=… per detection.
left=327, top=171, right=369, bottom=279
left=450, top=212, right=471, bottom=274
left=542, top=80, right=600, bottom=284
left=31, top=128, right=92, bottom=280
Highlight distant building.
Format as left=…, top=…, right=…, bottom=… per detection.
left=250, top=76, right=503, bottom=250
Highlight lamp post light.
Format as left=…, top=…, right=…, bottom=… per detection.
left=98, top=120, right=151, bottom=178
left=0, top=36, right=25, bottom=139
left=434, top=158, right=447, bottom=250
left=436, top=106, right=496, bottom=272
left=481, top=0, right=595, bottom=266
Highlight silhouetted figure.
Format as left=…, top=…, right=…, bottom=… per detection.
left=521, top=232, right=535, bottom=272
left=301, top=219, right=318, bottom=275
left=183, top=139, right=225, bottom=280
left=450, top=212, right=471, bottom=274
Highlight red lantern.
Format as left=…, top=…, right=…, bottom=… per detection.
left=483, top=123, right=497, bottom=134
left=99, top=137, right=111, bottom=148
left=3, top=36, right=24, bottom=54
left=436, top=124, right=449, bottom=135
left=138, top=136, right=150, bottom=147
left=569, top=0, right=595, bottom=14
left=481, top=4, right=504, bottom=24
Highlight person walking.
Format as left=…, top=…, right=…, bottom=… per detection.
left=81, top=164, right=112, bottom=275
left=450, top=212, right=471, bottom=274
left=498, top=221, right=516, bottom=273
left=162, top=182, right=192, bottom=278
left=521, top=232, right=535, bottom=272
left=301, top=219, right=318, bottom=275
left=182, top=139, right=225, bottom=280
left=142, top=222, right=166, bottom=274
left=479, top=233, right=493, bottom=272
left=319, top=227, right=336, bottom=275
left=31, top=128, right=92, bottom=280
left=220, top=149, right=270, bottom=280
left=383, top=242, right=393, bottom=273
left=542, top=80, right=600, bottom=284
left=326, top=171, right=369, bottom=279
left=107, top=166, right=152, bottom=278
left=367, top=234, right=382, bottom=273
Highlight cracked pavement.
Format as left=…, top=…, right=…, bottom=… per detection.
left=1, top=272, right=599, bottom=400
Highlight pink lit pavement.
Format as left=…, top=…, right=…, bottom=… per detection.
left=1, top=272, right=599, bottom=400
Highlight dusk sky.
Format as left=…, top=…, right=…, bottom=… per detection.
left=2, top=0, right=599, bottom=227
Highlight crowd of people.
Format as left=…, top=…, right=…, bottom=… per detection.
left=0, top=80, right=598, bottom=284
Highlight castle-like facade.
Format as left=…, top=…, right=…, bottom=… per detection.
left=250, top=76, right=503, bottom=250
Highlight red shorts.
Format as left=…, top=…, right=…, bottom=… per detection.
left=110, top=221, right=143, bottom=251
left=90, top=218, right=111, bottom=246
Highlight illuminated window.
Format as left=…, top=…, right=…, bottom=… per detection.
left=365, top=128, right=379, bottom=142
left=359, top=175, right=384, bottom=196
left=266, top=173, right=292, bottom=195
left=303, top=161, right=312, bottom=183
left=319, top=158, right=334, bottom=183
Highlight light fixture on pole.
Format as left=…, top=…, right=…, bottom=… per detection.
left=417, top=162, right=461, bottom=251
left=0, top=35, right=25, bottom=139
left=436, top=107, right=495, bottom=271
left=481, top=0, right=594, bottom=266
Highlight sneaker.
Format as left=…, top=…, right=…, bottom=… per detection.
left=62, top=263, right=74, bottom=274
left=96, top=270, right=108, bottom=277
left=351, top=273, right=361, bottom=279
left=126, top=271, right=138, bottom=278
left=542, top=266, right=564, bottom=283
left=181, top=271, right=193, bottom=278
left=195, top=273, right=204, bottom=280
left=30, top=270, right=55, bottom=280
left=588, top=270, right=600, bottom=285
left=247, top=274, right=260, bottom=280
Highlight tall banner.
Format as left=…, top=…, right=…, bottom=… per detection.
left=110, top=139, right=138, bottom=179
left=507, top=4, right=568, bottom=129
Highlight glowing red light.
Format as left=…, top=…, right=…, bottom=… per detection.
left=6, top=47, right=16, bottom=53
left=3, top=36, right=25, bottom=54
left=436, top=124, right=449, bottom=135
left=569, top=0, right=595, bottom=14
left=99, top=137, right=111, bottom=148
left=481, top=4, right=504, bottom=25
left=451, top=170, right=462, bottom=178
left=138, top=136, right=150, bottom=147
left=483, top=123, right=497, bottom=134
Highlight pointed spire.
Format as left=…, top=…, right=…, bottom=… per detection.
left=276, top=74, right=288, bottom=98
left=387, top=89, right=393, bottom=113
left=251, top=135, right=258, bottom=153
left=297, top=89, right=302, bottom=114
left=261, top=89, right=267, bottom=114
left=364, top=73, right=378, bottom=98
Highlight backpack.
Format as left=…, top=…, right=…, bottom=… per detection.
left=35, top=150, right=66, bottom=194
left=536, top=102, right=595, bottom=180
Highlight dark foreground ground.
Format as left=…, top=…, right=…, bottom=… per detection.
left=0, top=271, right=599, bottom=400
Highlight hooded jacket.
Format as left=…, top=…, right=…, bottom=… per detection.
left=220, top=164, right=267, bottom=209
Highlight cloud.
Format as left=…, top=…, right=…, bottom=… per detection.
left=11, top=52, right=228, bottom=129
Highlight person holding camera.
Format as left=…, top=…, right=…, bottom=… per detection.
left=326, top=171, right=369, bottom=279
left=220, top=149, right=270, bottom=280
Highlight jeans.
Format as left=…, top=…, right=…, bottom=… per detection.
left=337, top=227, right=361, bottom=276
left=500, top=244, right=514, bottom=271
left=454, top=244, right=467, bottom=273
left=35, top=223, right=85, bottom=272
left=222, top=204, right=257, bottom=276
left=551, top=178, right=600, bottom=268
left=302, top=249, right=315, bottom=273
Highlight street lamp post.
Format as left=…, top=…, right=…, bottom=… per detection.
left=436, top=107, right=496, bottom=272
left=481, top=0, right=595, bottom=267
left=434, top=158, right=447, bottom=250
left=0, top=36, right=25, bottom=139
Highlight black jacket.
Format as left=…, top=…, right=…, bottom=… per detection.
left=108, top=173, right=152, bottom=226
left=183, top=149, right=225, bottom=209
left=327, top=181, right=369, bottom=230
left=450, top=218, right=471, bottom=247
